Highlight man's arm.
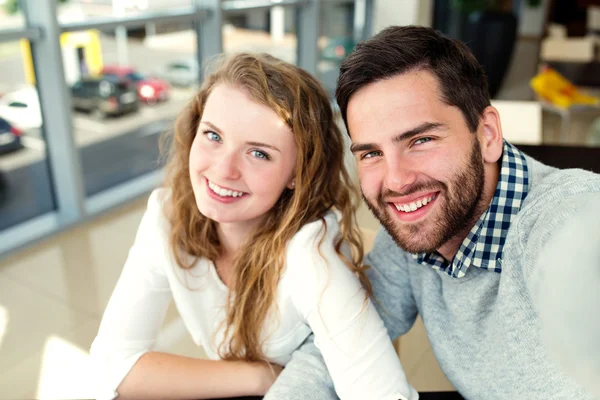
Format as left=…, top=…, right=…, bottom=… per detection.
left=264, top=335, right=338, bottom=400
left=365, top=228, right=419, bottom=340
left=528, top=192, right=600, bottom=397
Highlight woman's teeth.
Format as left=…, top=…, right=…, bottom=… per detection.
left=394, top=194, right=436, bottom=213
left=208, top=181, right=245, bottom=198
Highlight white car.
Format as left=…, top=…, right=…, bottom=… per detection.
left=155, top=59, right=199, bottom=88
left=0, top=87, right=42, bottom=132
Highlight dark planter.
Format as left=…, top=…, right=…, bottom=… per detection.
left=467, top=10, right=518, bottom=98
left=433, top=1, right=518, bottom=98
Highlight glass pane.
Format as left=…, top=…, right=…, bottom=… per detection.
left=62, top=27, right=194, bottom=196
left=223, top=5, right=298, bottom=65
left=0, top=0, right=25, bottom=28
left=57, top=0, right=194, bottom=25
left=318, top=0, right=355, bottom=98
left=0, top=41, right=56, bottom=230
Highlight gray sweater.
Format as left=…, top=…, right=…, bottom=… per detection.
left=265, top=155, right=600, bottom=399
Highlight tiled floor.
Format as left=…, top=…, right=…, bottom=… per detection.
left=0, top=193, right=452, bottom=399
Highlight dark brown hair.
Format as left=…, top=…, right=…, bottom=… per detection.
left=336, top=25, right=490, bottom=133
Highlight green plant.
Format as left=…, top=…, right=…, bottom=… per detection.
left=4, top=0, right=70, bottom=15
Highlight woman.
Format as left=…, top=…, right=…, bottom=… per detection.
left=91, top=53, right=417, bottom=400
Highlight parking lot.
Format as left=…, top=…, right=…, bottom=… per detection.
left=0, top=87, right=193, bottom=230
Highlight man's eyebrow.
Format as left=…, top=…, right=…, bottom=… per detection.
left=350, top=142, right=377, bottom=154
left=392, top=122, right=447, bottom=143
left=349, top=122, right=447, bottom=154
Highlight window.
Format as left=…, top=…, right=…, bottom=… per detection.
left=0, top=42, right=55, bottom=231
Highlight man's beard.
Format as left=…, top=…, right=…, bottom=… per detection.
left=363, top=138, right=486, bottom=254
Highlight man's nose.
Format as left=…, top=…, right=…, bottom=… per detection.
left=383, top=154, right=417, bottom=194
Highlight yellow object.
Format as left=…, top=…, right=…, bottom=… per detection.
left=20, top=39, right=35, bottom=84
left=530, top=67, right=599, bottom=109
left=21, top=30, right=103, bottom=85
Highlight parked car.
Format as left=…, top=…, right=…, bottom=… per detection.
left=154, top=59, right=199, bottom=88
left=71, top=77, right=140, bottom=118
left=101, top=65, right=171, bottom=104
left=0, top=117, right=23, bottom=155
left=0, top=86, right=42, bottom=131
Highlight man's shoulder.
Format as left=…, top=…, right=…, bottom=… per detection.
left=524, top=163, right=600, bottom=212
left=366, top=227, right=412, bottom=268
left=514, top=163, right=600, bottom=260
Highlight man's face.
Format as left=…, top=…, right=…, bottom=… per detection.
left=347, top=70, right=486, bottom=254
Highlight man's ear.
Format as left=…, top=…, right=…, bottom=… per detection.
left=478, top=106, right=504, bottom=164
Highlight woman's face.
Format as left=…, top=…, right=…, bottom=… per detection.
left=189, top=84, right=298, bottom=232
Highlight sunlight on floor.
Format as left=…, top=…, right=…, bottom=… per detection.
left=0, top=305, right=7, bottom=350
left=36, top=335, right=95, bottom=400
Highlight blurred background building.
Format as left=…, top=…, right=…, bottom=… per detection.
left=1, top=0, right=600, bottom=398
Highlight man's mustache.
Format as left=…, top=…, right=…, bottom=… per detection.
left=377, top=181, right=446, bottom=206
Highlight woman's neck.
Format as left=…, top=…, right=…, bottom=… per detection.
left=214, top=222, right=255, bottom=288
left=216, top=222, right=254, bottom=258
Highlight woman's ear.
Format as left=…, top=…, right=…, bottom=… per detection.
left=287, top=180, right=296, bottom=190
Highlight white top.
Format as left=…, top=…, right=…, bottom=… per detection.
left=90, top=189, right=417, bottom=400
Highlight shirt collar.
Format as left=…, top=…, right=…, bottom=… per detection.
left=412, top=140, right=529, bottom=278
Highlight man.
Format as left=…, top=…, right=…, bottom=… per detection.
left=265, top=26, right=600, bottom=399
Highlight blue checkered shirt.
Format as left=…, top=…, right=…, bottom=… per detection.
left=413, top=141, right=530, bottom=278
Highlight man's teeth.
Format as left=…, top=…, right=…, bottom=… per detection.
left=208, top=181, right=245, bottom=198
left=394, top=194, right=436, bottom=213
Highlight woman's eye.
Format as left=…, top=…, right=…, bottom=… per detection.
left=413, top=137, right=432, bottom=146
left=361, top=150, right=382, bottom=160
left=250, top=150, right=270, bottom=160
left=205, top=131, right=222, bottom=142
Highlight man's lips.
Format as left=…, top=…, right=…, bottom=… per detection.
left=385, top=192, right=439, bottom=222
left=386, top=191, right=440, bottom=207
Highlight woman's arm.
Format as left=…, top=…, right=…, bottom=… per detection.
left=92, top=190, right=280, bottom=399
left=284, top=216, right=418, bottom=400
left=117, top=352, right=281, bottom=400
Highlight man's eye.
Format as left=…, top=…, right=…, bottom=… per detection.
left=413, top=137, right=432, bottom=146
left=361, top=151, right=382, bottom=160
left=250, top=150, right=270, bottom=160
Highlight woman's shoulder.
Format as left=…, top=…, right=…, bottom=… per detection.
left=286, top=210, right=340, bottom=253
left=147, top=187, right=170, bottom=209
left=283, top=210, right=349, bottom=280
left=145, top=187, right=171, bottom=221
left=135, top=187, right=173, bottom=246
left=280, top=210, right=361, bottom=305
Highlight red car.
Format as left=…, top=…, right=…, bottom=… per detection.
left=101, top=65, right=171, bottom=105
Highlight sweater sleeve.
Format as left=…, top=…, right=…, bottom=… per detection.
left=264, top=334, right=339, bottom=400
left=89, top=189, right=173, bottom=400
left=282, top=214, right=418, bottom=400
left=527, top=192, right=600, bottom=397
left=365, top=228, right=419, bottom=340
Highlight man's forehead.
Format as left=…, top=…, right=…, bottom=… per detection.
left=347, top=75, right=444, bottom=135
left=348, top=72, right=442, bottom=116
